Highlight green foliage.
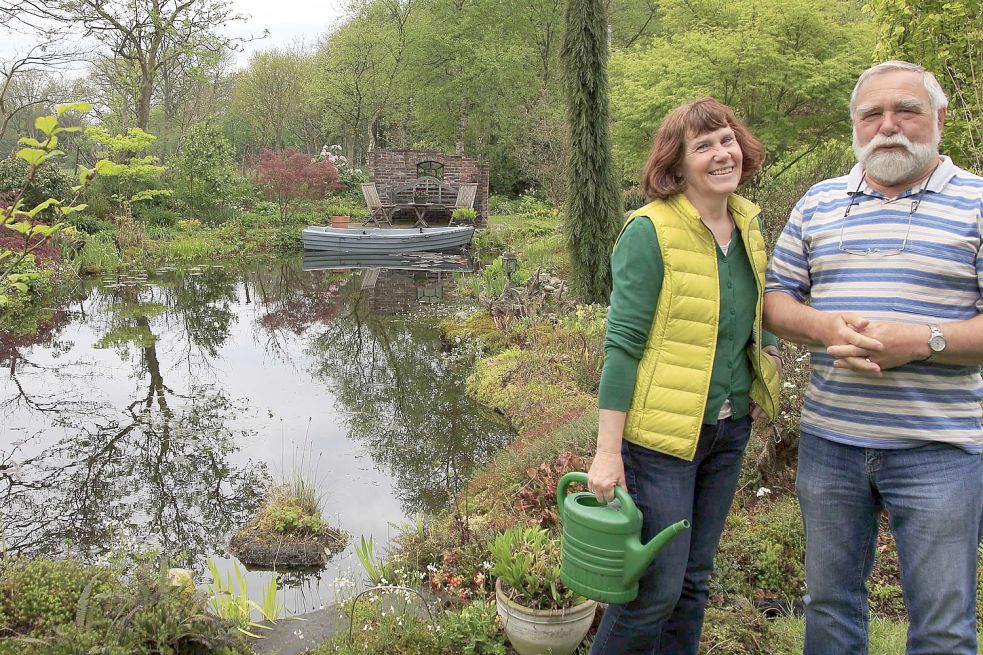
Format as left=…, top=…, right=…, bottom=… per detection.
left=310, top=599, right=505, bottom=655
left=255, top=483, right=326, bottom=536
left=436, top=601, right=506, bottom=655
left=174, top=121, right=240, bottom=222
left=271, top=226, right=303, bottom=253
left=864, top=0, right=983, bottom=173
left=562, top=0, right=622, bottom=304
left=84, top=126, right=171, bottom=217
left=132, top=202, right=179, bottom=228
left=0, top=558, right=113, bottom=634
left=610, top=0, right=873, bottom=179
left=715, top=494, right=806, bottom=599
left=451, top=207, right=477, bottom=222
left=206, top=559, right=281, bottom=633
left=489, top=527, right=582, bottom=610
left=355, top=534, right=400, bottom=586
left=0, top=158, right=72, bottom=221
left=439, top=311, right=511, bottom=356
left=2, top=105, right=94, bottom=304
left=700, top=602, right=799, bottom=654
left=66, top=212, right=113, bottom=235
left=76, top=230, right=122, bottom=274
left=0, top=556, right=251, bottom=655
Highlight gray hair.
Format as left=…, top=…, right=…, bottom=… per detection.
left=850, top=60, right=949, bottom=116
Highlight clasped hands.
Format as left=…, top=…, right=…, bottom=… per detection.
left=823, top=313, right=929, bottom=376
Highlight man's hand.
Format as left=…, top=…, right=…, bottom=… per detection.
left=587, top=449, right=625, bottom=505
left=827, top=321, right=930, bottom=373
left=818, top=312, right=886, bottom=376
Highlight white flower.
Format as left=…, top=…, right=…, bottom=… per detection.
left=755, top=487, right=772, bottom=498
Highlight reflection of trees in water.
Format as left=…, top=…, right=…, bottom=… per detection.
left=309, top=278, right=512, bottom=516
left=244, top=260, right=351, bottom=359
left=0, top=388, right=267, bottom=566
left=0, top=267, right=268, bottom=567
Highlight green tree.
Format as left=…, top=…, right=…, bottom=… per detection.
left=610, top=0, right=872, bottom=180
left=174, top=121, right=237, bottom=221
left=227, top=47, right=316, bottom=158
left=308, top=0, right=413, bottom=164
left=864, top=0, right=983, bottom=173
left=12, top=0, right=250, bottom=131
left=561, top=0, right=622, bottom=303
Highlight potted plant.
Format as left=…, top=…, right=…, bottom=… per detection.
left=489, top=527, right=597, bottom=655
left=329, top=213, right=350, bottom=228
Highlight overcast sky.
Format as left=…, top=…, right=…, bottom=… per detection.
left=0, top=0, right=350, bottom=69
left=225, top=0, right=349, bottom=66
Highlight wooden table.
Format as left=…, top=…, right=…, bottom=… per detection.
left=396, top=202, right=446, bottom=227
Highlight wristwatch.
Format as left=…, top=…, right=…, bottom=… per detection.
left=925, top=324, right=946, bottom=362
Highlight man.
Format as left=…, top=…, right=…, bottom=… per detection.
left=764, top=60, right=983, bottom=655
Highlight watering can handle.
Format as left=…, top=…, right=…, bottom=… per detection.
left=557, top=471, right=638, bottom=517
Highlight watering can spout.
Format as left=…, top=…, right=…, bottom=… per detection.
left=624, top=519, right=690, bottom=586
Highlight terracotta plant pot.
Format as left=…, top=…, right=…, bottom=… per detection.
left=329, top=214, right=350, bottom=228
left=495, top=578, right=597, bottom=655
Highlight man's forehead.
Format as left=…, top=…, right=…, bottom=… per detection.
left=856, top=70, right=929, bottom=103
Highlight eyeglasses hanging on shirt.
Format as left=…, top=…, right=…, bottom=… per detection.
left=837, top=162, right=940, bottom=257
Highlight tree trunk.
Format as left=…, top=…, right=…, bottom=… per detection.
left=137, top=74, right=154, bottom=131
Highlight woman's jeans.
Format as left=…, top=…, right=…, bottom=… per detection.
left=796, top=431, right=983, bottom=655
left=589, top=415, right=752, bottom=655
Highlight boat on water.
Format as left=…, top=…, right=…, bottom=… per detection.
left=301, top=225, right=475, bottom=254
left=302, top=251, right=474, bottom=272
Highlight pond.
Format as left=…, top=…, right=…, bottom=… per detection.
left=0, top=255, right=513, bottom=615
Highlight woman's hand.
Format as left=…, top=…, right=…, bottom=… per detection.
left=752, top=346, right=784, bottom=421
left=587, top=449, right=625, bottom=505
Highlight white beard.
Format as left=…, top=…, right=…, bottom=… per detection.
left=852, top=128, right=939, bottom=186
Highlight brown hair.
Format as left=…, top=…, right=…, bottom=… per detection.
left=640, top=97, right=765, bottom=200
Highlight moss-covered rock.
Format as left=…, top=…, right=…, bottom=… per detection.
left=439, top=311, right=510, bottom=355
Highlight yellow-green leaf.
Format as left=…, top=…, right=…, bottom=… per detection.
left=56, top=101, right=92, bottom=116
left=35, top=115, right=58, bottom=136
left=53, top=126, right=82, bottom=134
left=16, top=148, right=47, bottom=167
left=17, top=137, right=43, bottom=147
left=12, top=282, right=28, bottom=293
left=27, top=198, right=60, bottom=217
left=94, top=159, right=126, bottom=176
left=4, top=221, right=32, bottom=235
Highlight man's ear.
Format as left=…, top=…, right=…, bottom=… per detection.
left=937, top=108, right=947, bottom=133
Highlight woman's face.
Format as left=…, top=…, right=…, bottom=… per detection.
left=677, top=126, right=743, bottom=200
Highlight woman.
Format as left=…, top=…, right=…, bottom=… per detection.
left=587, top=97, right=782, bottom=655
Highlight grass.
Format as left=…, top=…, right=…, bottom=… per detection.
left=768, top=616, right=983, bottom=653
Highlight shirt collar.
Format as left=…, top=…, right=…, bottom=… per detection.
left=846, top=155, right=957, bottom=197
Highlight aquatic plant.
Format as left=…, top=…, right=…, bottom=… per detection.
left=205, top=558, right=282, bottom=636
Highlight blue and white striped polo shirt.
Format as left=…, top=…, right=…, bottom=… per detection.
left=766, top=155, right=983, bottom=450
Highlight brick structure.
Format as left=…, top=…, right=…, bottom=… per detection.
left=367, top=150, right=489, bottom=227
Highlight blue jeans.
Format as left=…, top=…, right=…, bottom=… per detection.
left=796, top=431, right=983, bottom=655
left=589, top=415, right=752, bottom=655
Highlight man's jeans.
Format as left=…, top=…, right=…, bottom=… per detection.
left=589, top=415, right=752, bottom=655
left=796, top=431, right=983, bottom=655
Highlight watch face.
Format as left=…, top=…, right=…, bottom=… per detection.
left=929, top=334, right=946, bottom=351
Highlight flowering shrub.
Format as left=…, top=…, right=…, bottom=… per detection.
left=317, top=144, right=367, bottom=190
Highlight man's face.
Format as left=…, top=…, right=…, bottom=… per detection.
left=851, top=70, right=943, bottom=186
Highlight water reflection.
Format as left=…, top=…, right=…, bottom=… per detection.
left=0, top=257, right=511, bottom=610
left=310, top=268, right=510, bottom=515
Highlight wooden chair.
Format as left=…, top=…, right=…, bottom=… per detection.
left=452, top=183, right=478, bottom=211
left=361, top=183, right=395, bottom=226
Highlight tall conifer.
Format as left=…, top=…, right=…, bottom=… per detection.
left=561, top=0, right=622, bottom=304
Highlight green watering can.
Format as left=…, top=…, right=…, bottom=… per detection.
left=557, top=471, right=690, bottom=604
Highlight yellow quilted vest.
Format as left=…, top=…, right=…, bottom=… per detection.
left=621, top=193, right=780, bottom=461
